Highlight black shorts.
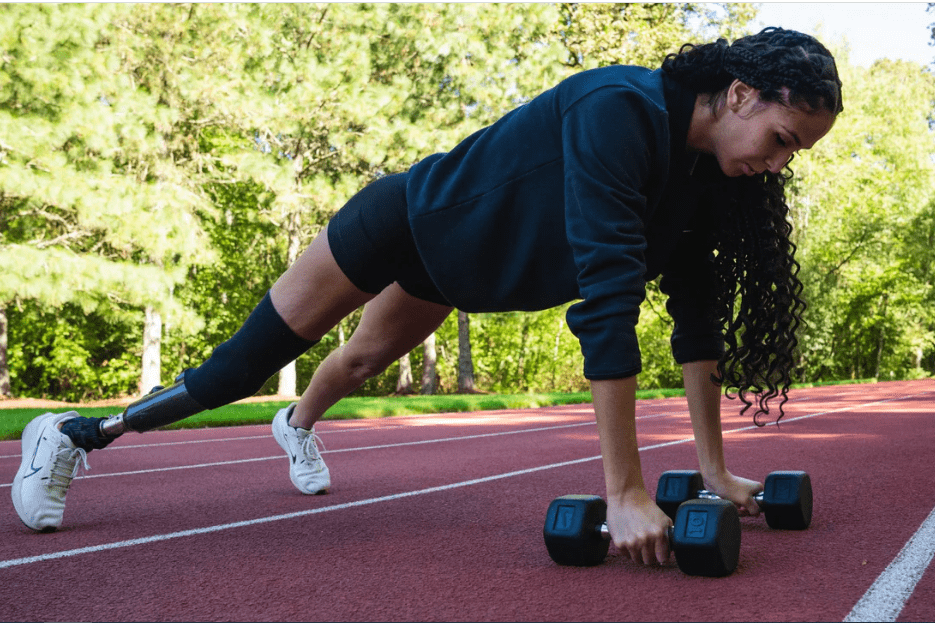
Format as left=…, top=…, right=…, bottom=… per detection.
left=327, top=172, right=451, bottom=307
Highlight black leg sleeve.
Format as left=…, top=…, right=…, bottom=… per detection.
left=183, top=291, right=319, bottom=409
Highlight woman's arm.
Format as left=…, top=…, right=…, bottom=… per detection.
left=682, top=359, right=763, bottom=515
left=591, top=377, right=673, bottom=565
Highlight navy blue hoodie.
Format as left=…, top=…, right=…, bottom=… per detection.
left=406, top=66, right=724, bottom=380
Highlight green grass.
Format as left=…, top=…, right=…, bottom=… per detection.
left=0, top=378, right=883, bottom=442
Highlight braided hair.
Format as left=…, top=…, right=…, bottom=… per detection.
left=661, top=28, right=843, bottom=424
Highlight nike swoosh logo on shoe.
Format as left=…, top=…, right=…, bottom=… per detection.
left=25, top=436, right=44, bottom=478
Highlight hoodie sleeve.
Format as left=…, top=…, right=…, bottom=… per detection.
left=562, top=85, right=670, bottom=380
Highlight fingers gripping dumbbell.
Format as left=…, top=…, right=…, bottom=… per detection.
left=655, top=470, right=813, bottom=530
left=543, top=495, right=741, bottom=577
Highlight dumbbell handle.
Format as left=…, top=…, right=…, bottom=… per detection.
left=596, top=523, right=676, bottom=542
left=696, top=490, right=766, bottom=505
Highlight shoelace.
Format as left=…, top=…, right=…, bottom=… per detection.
left=299, top=431, right=326, bottom=465
left=45, top=444, right=90, bottom=496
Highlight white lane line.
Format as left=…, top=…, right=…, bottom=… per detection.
left=0, top=435, right=275, bottom=459
left=0, top=413, right=602, bottom=460
left=0, top=434, right=702, bottom=571
left=0, top=408, right=688, bottom=461
left=0, top=423, right=432, bottom=458
left=0, top=423, right=502, bottom=459
left=2, top=390, right=931, bottom=570
left=843, top=505, right=935, bottom=622
left=3, top=388, right=927, bottom=488
left=0, top=382, right=910, bottom=461
left=0, top=421, right=600, bottom=487
left=0, top=456, right=603, bottom=570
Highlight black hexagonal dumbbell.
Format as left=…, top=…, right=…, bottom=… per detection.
left=655, top=470, right=813, bottom=530
left=543, top=494, right=741, bottom=577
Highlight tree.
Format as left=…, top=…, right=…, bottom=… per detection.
left=0, top=4, right=212, bottom=399
left=554, top=3, right=755, bottom=70
left=1, top=3, right=786, bottom=400
left=457, top=311, right=476, bottom=393
left=395, top=353, right=414, bottom=395
left=181, top=3, right=567, bottom=396
left=0, top=308, right=9, bottom=396
left=420, top=333, right=438, bottom=395
left=788, top=53, right=935, bottom=380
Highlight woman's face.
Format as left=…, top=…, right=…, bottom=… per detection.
left=711, top=81, right=836, bottom=177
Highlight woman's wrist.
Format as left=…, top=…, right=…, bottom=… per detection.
left=606, top=484, right=653, bottom=509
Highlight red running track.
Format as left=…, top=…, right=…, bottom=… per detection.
left=1, top=379, right=934, bottom=622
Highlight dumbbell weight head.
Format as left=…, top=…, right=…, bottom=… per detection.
left=671, top=499, right=741, bottom=577
left=761, top=471, right=812, bottom=530
left=656, top=470, right=704, bottom=521
left=543, top=495, right=610, bottom=566
left=544, top=495, right=741, bottom=577
left=657, top=469, right=813, bottom=530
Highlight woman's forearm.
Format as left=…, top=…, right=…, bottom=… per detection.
left=591, top=376, right=646, bottom=502
left=682, top=360, right=727, bottom=479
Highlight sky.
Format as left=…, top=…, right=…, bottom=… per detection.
left=753, top=2, right=933, bottom=68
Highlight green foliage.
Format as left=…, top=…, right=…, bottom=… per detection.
left=461, top=307, right=588, bottom=394
left=0, top=3, right=213, bottom=331
left=789, top=54, right=935, bottom=381
left=636, top=281, right=685, bottom=390
left=8, top=300, right=139, bottom=401
left=5, top=4, right=930, bottom=402
left=554, top=3, right=756, bottom=69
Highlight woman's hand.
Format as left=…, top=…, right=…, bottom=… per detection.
left=606, top=488, right=674, bottom=565
left=702, top=470, right=764, bottom=517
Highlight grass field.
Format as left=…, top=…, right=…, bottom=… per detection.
left=0, top=379, right=879, bottom=441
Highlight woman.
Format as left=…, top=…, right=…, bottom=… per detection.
left=14, top=27, right=842, bottom=567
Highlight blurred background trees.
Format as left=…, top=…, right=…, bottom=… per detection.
left=1, top=3, right=933, bottom=402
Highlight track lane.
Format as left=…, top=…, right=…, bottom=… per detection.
left=0, top=380, right=932, bottom=621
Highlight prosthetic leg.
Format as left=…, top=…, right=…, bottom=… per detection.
left=98, top=379, right=206, bottom=436
left=62, top=292, right=318, bottom=451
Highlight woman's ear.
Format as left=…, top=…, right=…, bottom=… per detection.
left=726, top=79, right=759, bottom=114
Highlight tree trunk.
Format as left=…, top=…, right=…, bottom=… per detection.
left=457, top=311, right=476, bottom=393
left=278, top=359, right=298, bottom=398
left=421, top=332, right=437, bottom=395
left=396, top=352, right=414, bottom=394
left=278, top=216, right=303, bottom=397
left=140, top=306, right=162, bottom=395
left=552, top=316, right=564, bottom=387
left=874, top=293, right=888, bottom=379
left=0, top=306, right=10, bottom=397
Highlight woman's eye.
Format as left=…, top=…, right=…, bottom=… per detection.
left=776, top=134, right=788, bottom=147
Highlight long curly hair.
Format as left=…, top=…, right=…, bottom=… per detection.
left=661, top=27, right=843, bottom=424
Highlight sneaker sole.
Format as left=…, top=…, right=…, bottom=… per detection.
left=12, top=414, right=59, bottom=533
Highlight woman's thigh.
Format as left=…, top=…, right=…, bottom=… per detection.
left=269, top=226, right=375, bottom=341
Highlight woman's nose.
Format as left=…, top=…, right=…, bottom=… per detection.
left=766, top=152, right=792, bottom=174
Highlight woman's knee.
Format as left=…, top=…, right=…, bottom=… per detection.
left=270, top=229, right=374, bottom=341
left=338, top=344, right=396, bottom=384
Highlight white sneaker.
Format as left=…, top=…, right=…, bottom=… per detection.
left=12, top=412, right=90, bottom=532
left=272, top=404, right=330, bottom=495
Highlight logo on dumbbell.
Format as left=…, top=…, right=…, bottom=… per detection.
left=685, top=510, right=708, bottom=539
left=773, top=477, right=791, bottom=501
left=555, top=504, right=576, bottom=532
